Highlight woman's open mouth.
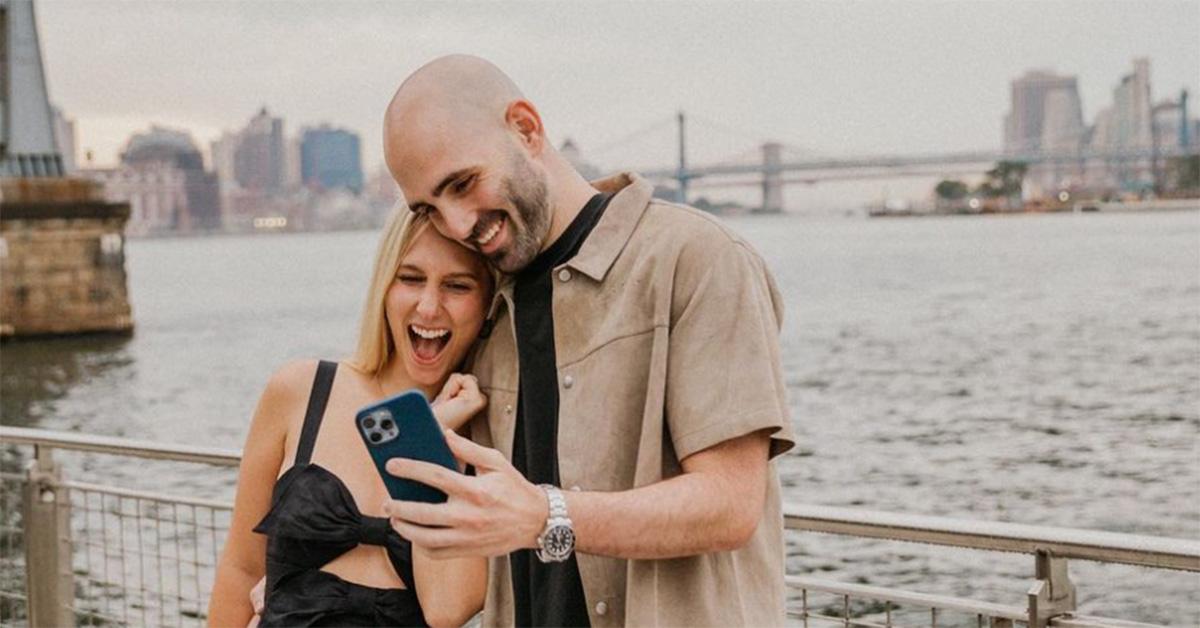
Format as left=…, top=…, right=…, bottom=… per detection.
left=408, top=324, right=452, bottom=365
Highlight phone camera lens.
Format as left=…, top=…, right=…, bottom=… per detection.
left=364, top=417, right=376, bottom=429
left=381, top=419, right=394, bottom=430
left=369, top=432, right=382, bottom=443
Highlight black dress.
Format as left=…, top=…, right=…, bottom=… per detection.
left=252, top=361, right=427, bottom=627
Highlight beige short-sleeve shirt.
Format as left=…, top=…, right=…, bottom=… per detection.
left=470, top=172, right=796, bottom=627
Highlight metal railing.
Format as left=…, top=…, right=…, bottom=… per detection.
left=2, top=425, right=1198, bottom=627
left=783, top=505, right=1199, bottom=627
left=1, top=426, right=238, bottom=627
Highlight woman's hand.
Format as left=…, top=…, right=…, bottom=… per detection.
left=431, top=374, right=487, bottom=431
left=246, top=576, right=265, bottom=627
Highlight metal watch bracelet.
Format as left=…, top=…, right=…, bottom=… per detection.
left=536, top=484, right=575, bottom=562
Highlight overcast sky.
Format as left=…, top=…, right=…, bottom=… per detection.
left=34, top=0, right=1200, bottom=208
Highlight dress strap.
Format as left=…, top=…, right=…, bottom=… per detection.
left=294, top=360, right=338, bottom=466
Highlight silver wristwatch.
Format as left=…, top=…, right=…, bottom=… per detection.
left=535, top=484, right=576, bottom=563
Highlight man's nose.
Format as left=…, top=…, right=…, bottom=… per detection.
left=436, top=204, right=475, bottom=243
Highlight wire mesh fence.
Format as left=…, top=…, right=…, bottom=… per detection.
left=0, top=473, right=230, bottom=628
left=64, top=481, right=230, bottom=627
left=0, top=472, right=27, bottom=626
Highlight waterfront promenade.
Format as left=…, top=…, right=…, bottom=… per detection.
left=2, top=209, right=1198, bottom=625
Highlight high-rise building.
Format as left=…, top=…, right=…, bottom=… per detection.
left=1084, top=107, right=1117, bottom=189
left=284, top=135, right=303, bottom=189
left=1108, top=58, right=1155, bottom=189
left=84, top=125, right=220, bottom=235
left=1004, top=70, right=1084, bottom=154
left=1150, top=90, right=1200, bottom=193
left=233, top=107, right=286, bottom=194
left=210, top=131, right=240, bottom=192
left=1004, top=70, right=1085, bottom=194
left=1112, top=58, right=1154, bottom=151
left=300, top=125, right=363, bottom=193
left=210, top=109, right=321, bottom=233
left=1152, top=94, right=1186, bottom=153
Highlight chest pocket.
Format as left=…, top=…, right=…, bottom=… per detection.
left=554, top=328, right=661, bottom=493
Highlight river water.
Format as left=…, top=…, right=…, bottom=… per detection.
left=3, top=209, right=1198, bottom=624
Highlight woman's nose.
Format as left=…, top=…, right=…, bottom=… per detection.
left=416, top=286, right=440, bottom=317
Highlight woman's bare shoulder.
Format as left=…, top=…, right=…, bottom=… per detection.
left=256, top=359, right=322, bottom=419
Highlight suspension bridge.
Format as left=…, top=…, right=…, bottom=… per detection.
left=580, top=112, right=1198, bottom=212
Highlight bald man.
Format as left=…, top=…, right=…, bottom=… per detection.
left=382, top=55, right=795, bottom=627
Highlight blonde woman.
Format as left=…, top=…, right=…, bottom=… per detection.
left=210, top=206, right=492, bottom=626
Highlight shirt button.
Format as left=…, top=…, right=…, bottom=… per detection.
left=595, top=601, right=608, bottom=616
left=563, top=375, right=574, bottom=389
left=504, top=404, right=513, bottom=415
left=558, top=268, right=572, bottom=282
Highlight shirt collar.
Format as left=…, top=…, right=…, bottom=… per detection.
left=565, top=172, right=654, bottom=282
left=485, top=171, right=652, bottom=325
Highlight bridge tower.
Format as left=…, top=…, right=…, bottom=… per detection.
left=1181, top=89, right=1190, bottom=149
left=675, top=110, right=689, bottom=203
left=757, top=141, right=784, bottom=213
left=0, top=0, right=63, bottom=176
left=1, top=0, right=134, bottom=341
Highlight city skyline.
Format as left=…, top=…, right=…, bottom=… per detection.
left=34, top=0, right=1200, bottom=208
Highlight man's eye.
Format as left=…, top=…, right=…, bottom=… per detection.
left=452, top=175, right=475, bottom=194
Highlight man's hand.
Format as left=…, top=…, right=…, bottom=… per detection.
left=383, top=429, right=547, bottom=559
left=430, top=374, right=487, bottom=431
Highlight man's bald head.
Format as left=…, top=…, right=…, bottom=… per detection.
left=384, top=55, right=527, bottom=173
left=390, top=55, right=524, bottom=120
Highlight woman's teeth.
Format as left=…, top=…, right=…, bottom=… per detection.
left=410, top=325, right=449, bottom=339
left=478, top=217, right=502, bottom=246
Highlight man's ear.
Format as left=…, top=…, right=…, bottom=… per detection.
left=505, top=100, right=545, bottom=156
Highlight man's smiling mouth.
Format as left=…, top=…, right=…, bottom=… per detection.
left=473, top=212, right=506, bottom=250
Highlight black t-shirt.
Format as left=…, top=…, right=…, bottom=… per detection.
left=510, top=192, right=611, bottom=627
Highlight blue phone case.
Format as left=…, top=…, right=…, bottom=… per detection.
left=355, top=390, right=458, bottom=503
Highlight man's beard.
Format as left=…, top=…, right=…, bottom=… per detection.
left=491, top=153, right=550, bottom=273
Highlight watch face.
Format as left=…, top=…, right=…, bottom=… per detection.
left=544, top=524, right=575, bottom=559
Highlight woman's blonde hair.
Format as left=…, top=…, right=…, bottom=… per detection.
left=348, top=203, right=433, bottom=375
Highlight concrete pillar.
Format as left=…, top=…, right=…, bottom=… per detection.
left=758, top=142, right=784, bottom=213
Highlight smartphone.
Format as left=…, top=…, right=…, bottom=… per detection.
left=356, top=390, right=458, bottom=504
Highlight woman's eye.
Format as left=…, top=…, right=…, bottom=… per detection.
left=397, top=275, right=424, bottom=284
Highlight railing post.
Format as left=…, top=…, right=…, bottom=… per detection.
left=1026, top=549, right=1076, bottom=628
left=23, top=445, right=75, bottom=627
